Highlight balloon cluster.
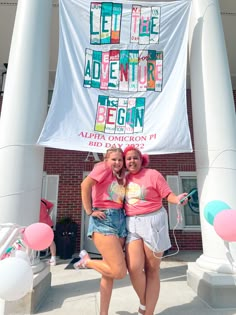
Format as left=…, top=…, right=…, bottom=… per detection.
left=204, top=200, right=236, bottom=242
left=0, top=222, right=54, bottom=301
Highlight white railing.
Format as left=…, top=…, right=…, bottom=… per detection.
left=0, top=223, right=42, bottom=271
left=0, top=223, right=24, bottom=259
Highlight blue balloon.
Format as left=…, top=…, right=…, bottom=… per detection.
left=204, top=200, right=231, bottom=225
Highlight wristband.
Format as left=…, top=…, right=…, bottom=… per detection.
left=87, top=212, right=93, bottom=216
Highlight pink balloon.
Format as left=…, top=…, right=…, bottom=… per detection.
left=214, top=209, right=236, bottom=242
left=23, top=223, right=54, bottom=251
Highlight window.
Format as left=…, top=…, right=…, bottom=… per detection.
left=180, top=173, right=199, bottom=227
left=167, top=172, right=200, bottom=230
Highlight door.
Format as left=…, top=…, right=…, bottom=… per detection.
left=81, top=171, right=101, bottom=257
left=41, top=174, right=59, bottom=230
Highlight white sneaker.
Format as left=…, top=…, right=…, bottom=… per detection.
left=48, top=258, right=56, bottom=266
left=73, top=250, right=90, bottom=269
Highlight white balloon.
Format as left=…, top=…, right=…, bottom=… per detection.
left=0, top=257, right=33, bottom=301
left=14, top=250, right=31, bottom=265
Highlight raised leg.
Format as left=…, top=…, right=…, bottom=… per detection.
left=86, top=233, right=127, bottom=279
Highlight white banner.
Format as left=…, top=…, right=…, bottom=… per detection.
left=38, top=0, right=192, bottom=154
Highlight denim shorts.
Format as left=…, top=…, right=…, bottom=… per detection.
left=87, top=208, right=127, bottom=239
left=126, top=207, right=171, bottom=253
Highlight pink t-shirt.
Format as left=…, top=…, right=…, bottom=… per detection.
left=89, top=162, right=125, bottom=209
left=124, top=168, right=172, bottom=216
left=39, top=199, right=54, bottom=227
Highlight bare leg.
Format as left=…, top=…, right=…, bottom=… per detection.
left=86, top=233, right=127, bottom=279
left=143, top=245, right=163, bottom=315
left=49, top=241, right=56, bottom=257
left=126, top=240, right=146, bottom=314
left=86, top=235, right=126, bottom=315
left=100, top=275, right=113, bottom=315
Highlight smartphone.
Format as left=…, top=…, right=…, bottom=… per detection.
left=180, top=189, right=197, bottom=204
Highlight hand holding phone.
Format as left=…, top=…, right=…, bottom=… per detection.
left=180, top=189, right=197, bottom=204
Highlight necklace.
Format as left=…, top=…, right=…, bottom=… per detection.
left=113, top=171, right=122, bottom=180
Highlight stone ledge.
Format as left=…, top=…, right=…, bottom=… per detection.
left=187, top=262, right=236, bottom=309
left=0, top=264, right=51, bottom=315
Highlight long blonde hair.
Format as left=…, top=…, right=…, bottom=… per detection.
left=104, top=147, right=124, bottom=160
left=104, top=147, right=125, bottom=184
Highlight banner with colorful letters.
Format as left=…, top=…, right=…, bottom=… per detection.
left=38, top=0, right=193, bottom=154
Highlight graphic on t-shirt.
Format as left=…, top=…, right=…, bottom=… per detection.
left=125, top=182, right=146, bottom=204
left=108, top=181, right=125, bottom=204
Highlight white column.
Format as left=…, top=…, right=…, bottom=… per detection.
left=188, top=0, right=236, bottom=308
left=0, top=0, right=52, bottom=226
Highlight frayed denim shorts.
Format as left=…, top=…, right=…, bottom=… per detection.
left=87, top=208, right=127, bottom=239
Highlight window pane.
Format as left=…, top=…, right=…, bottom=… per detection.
left=182, top=178, right=200, bottom=226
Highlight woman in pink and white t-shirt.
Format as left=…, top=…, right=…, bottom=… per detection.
left=40, top=199, right=57, bottom=266
left=123, top=145, right=188, bottom=315
left=75, top=147, right=127, bottom=315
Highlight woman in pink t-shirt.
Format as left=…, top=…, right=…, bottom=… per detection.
left=40, top=199, right=57, bottom=266
left=74, top=147, right=127, bottom=315
left=123, top=145, right=188, bottom=315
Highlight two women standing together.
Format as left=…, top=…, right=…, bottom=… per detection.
left=74, top=146, right=187, bottom=315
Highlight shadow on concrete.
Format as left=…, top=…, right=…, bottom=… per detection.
left=36, top=263, right=191, bottom=313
